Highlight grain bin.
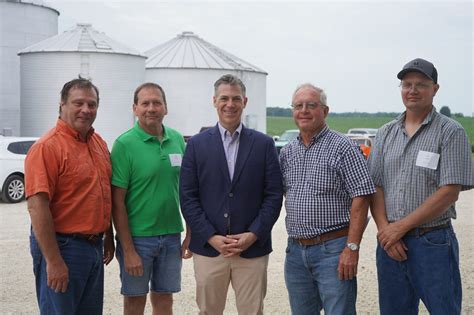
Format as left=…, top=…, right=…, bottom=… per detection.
left=19, top=23, right=146, bottom=147
left=0, top=0, right=58, bottom=136
left=145, top=31, right=267, bottom=136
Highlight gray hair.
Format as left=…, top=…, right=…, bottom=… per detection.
left=214, top=74, right=246, bottom=97
left=292, top=83, right=327, bottom=106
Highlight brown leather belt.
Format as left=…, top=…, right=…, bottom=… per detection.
left=294, top=227, right=349, bottom=246
left=57, top=233, right=104, bottom=243
left=405, top=222, right=450, bottom=237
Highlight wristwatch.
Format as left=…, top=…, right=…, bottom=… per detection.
left=346, top=242, right=359, bottom=251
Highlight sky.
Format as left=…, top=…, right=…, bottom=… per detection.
left=46, top=0, right=473, bottom=116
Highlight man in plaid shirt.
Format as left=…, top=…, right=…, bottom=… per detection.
left=280, top=83, right=375, bottom=315
left=368, top=58, right=473, bottom=314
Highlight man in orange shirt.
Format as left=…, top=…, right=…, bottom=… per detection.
left=25, top=78, right=114, bottom=314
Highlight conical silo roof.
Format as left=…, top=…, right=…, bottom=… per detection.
left=18, top=23, right=144, bottom=57
left=145, top=31, right=266, bottom=74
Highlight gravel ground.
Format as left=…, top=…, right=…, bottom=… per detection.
left=1, top=190, right=473, bottom=314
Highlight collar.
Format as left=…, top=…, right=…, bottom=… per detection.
left=133, top=121, right=168, bottom=142
left=397, top=106, right=437, bottom=128
left=297, top=125, right=329, bottom=146
left=217, top=122, right=243, bottom=141
left=56, top=118, right=94, bottom=142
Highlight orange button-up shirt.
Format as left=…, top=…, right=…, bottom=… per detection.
left=25, top=119, right=112, bottom=234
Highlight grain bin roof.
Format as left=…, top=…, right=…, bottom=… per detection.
left=3, top=0, right=60, bottom=15
left=18, top=23, right=145, bottom=57
left=145, top=31, right=266, bottom=74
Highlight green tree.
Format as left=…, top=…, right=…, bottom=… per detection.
left=440, top=106, right=451, bottom=117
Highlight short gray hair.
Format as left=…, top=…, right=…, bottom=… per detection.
left=214, top=74, right=246, bottom=97
left=292, top=83, right=327, bottom=106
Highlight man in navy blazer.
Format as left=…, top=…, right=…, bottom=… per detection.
left=180, top=74, right=283, bottom=314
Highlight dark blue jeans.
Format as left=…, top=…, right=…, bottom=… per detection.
left=30, top=233, right=104, bottom=315
left=376, top=226, right=461, bottom=315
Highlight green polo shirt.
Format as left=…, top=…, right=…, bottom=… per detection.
left=111, top=122, right=185, bottom=236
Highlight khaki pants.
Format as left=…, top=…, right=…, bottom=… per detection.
left=193, top=253, right=269, bottom=315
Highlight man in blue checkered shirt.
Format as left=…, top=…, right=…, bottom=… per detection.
left=280, top=83, right=376, bottom=315
left=368, top=58, right=474, bottom=314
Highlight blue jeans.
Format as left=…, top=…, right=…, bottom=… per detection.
left=116, top=234, right=182, bottom=296
left=284, top=236, right=356, bottom=315
left=376, top=226, right=461, bottom=315
left=30, top=232, right=104, bottom=315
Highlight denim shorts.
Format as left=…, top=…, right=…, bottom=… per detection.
left=116, top=234, right=182, bottom=296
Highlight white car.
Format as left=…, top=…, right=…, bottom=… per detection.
left=0, top=136, right=38, bottom=203
left=347, top=128, right=378, bottom=137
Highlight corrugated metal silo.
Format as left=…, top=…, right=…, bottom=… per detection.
left=145, top=31, right=267, bottom=136
left=19, top=23, right=146, bottom=147
left=0, top=0, right=59, bottom=136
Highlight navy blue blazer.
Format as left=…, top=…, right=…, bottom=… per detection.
left=179, top=124, right=283, bottom=258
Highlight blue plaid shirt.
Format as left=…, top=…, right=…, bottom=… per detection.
left=367, top=107, right=474, bottom=227
left=280, top=126, right=376, bottom=239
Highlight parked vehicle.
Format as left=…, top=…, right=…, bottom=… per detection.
left=274, top=129, right=299, bottom=154
left=347, top=128, right=378, bottom=137
left=346, top=134, right=373, bottom=159
left=0, top=136, right=38, bottom=203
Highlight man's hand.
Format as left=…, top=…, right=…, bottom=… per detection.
left=124, top=250, right=144, bottom=277
left=225, top=232, right=258, bottom=257
left=181, top=233, right=193, bottom=259
left=337, top=248, right=359, bottom=280
left=208, top=235, right=238, bottom=257
left=377, top=221, right=409, bottom=250
left=385, top=240, right=408, bottom=261
left=46, top=258, right=69, bottom=293
left=103, top=233, right=115, bottom=265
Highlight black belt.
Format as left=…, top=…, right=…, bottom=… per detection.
left=405, top=222, right=450, bottom=237
left=56, top=233, right=104, bottom=243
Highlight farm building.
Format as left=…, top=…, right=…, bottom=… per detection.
left=145, top=31, right=267, bottom=137
left=18, top=23, right=146, bottom=147
left=0, top=0, right=59, bottom=136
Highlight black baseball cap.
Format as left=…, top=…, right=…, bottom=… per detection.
left=397, top=58, right=438, bottom=84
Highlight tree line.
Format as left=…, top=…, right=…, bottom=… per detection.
left=267, top=106, right=464, bottom=118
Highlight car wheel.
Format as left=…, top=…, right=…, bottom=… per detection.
left=2, top=175, right=25, bottom=203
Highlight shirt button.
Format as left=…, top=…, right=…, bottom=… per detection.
left=224, top=213, right=228, bottom=218
left=229, top=192, right=234, bottom=197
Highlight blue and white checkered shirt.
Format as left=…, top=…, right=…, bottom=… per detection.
left=280, top=126, right=376, bottom=239
left=367, top=107, right=474, bottom=227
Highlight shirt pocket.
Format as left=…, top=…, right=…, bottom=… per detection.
left=307, top=162, right=339, bottom=193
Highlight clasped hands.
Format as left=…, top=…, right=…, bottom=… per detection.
left=208, top=232, right=257, bottom=258
left=377, top=221, right=409, bottom=262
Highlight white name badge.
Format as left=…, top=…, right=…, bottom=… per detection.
left=169, top=154, right=182, bottom=167
left=415, top=150, right=440, bottom=170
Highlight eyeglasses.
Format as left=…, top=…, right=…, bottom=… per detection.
left=399, top=82, right=434, bottom=92
left=291, top=103, right=323, bottom=111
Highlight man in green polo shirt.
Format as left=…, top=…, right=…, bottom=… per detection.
left=111, top=82, right=191, bottom=315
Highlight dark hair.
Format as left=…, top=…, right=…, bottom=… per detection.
left=214, top=74, right=246, bottom=97
left=60, top=77, right=100, bottom=104
left=133, top=82, right=167, bottom=107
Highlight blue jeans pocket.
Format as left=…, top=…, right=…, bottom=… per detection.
left=421, top=229, right=449, bottom=247
left=57, top=237, right=70, bottom=248
left=322, top=236, right=347, bottom=254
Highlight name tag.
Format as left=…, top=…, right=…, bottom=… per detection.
left=415, top=150, right=439, bottom=170
left=169, top=154, right=182, bottom=167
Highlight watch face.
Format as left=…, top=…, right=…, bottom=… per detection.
left=347, top=243, right=359, bottom=251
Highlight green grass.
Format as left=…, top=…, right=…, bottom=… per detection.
left=267, top=115, right=474, bottom=154
left=267, top=116, right=395, bottom=136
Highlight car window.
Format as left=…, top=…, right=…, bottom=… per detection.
left=279, top=131, right=298, bottom=141
left=7, top=141, right=36, bottom=155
